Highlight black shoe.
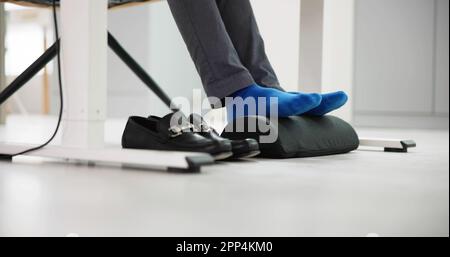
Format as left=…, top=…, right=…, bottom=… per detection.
left=122, top=113, right=233, bottom=160
left=189, top=114, right=261, bottom=159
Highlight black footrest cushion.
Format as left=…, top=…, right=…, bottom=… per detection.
left=221, top=115, right=360, bottom=159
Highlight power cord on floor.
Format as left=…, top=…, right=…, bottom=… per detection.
left=13, top=0, right=63, bottom=156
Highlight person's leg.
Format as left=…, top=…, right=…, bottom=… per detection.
left=215, top=0, right=280, bottom=90
left=216, top=0, right=348, bottom=116
left=167, top=0, right=254, bottom=106
left=167, top=0, right=322, bottom=119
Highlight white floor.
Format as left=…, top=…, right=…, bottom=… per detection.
left=0, top=115, right=448, bottom=237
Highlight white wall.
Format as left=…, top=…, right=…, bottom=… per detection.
left=435, top=0, right=449, bottom=116
left=298, top=0, right=355, bottom=122
left=353, top=0, right=449, bottom=129
left=146, top=1, right=202, bottom=117
left=107, top=5, right=155, bottom=118
left=321, top=0, right=355, bottom=122
left=251, top=0, right=301, bottom=92
left=299, top=0, right=324, bottom=93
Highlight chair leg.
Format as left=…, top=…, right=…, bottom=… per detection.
left=107, top=31, right=178, bottom=112
left=0, top=40, right=59, bottom=106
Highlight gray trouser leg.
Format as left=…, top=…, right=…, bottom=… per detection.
left=167, top=0, right=255, bottom=107
left=215, top=0, right=282, bottom=90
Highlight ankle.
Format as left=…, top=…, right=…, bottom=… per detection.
left=229, top=84, right=260, bottom=98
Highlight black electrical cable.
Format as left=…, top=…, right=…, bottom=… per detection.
left=13, top=0, right=63, bottom=157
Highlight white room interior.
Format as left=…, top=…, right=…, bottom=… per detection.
left=0, top=0, right=448, bottom=237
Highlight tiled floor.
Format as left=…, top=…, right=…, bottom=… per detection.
left=0, top=115, right=448, bottom=236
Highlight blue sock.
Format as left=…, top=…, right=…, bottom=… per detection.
left=304, top=91, right=348, bottom=116
left=226, top=84, right=322, bottom=120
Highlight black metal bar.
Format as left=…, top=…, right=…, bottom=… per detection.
left=107, top=32, right=177, bottom=111
left=0, top=40, right=58, bottom=106
left=2, top=34, right=177, bottom=111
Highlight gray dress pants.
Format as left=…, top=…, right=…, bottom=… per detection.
left=167, top=0, right=283, bottom=107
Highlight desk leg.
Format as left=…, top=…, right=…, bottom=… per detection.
left=0, top=3, right=6, bottom=124
left=299, top=0, right=355, bottom=123
left=60, top=0, right=108, bottom=148
left=0, top=0, right=214, bottom=172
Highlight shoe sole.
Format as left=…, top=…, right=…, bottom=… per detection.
left=229, top=140, right=261, bottom=159
left=213, top=151, right=234, bottom=161
left=233, top=150, right=261, bottom=159
left=123, top=144, right=232, bottom=160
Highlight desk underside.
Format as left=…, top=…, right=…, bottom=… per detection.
left=0, top=0, right=157, bottom=9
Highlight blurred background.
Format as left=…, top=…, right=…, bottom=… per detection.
left=0, top=0, right=448, bottom=129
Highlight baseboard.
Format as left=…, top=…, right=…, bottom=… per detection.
left=354, top=114, right=449, bottom=129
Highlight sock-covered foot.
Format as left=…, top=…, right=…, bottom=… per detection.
left=302, top=91, right=348, bottom=116
left=226, top=84, right=322, bottom=121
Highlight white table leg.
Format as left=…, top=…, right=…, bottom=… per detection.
left=0, top=3, right=6, bottom=124
left=299, top=0, right=324, bottom=94
left=321, top=0, right=355, bottom=122
left=60, top=0, right=108, bottom=148
left=0, top=0, right=214, bottom=172
left=299, top=0, right=355, bottom=123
